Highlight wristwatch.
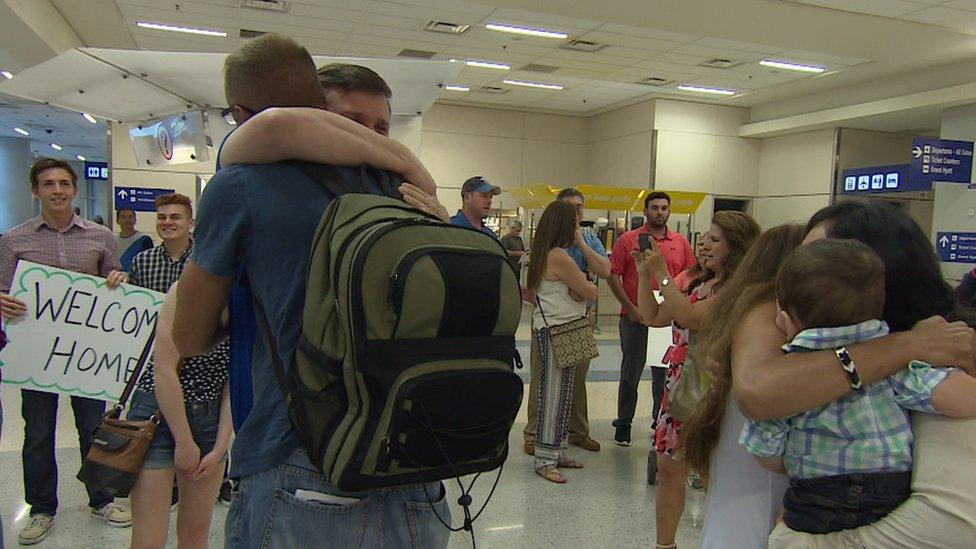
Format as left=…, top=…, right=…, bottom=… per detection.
left=659, top=276, right=671, bottom=288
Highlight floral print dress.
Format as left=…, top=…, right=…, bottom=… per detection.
left=654, top=284, right=711, bottom=457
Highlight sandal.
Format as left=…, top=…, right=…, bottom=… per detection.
left=557, top=458, right=584, bottom=469
left=536, top=467, right=567, bottom=484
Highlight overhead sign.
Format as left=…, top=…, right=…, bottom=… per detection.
left=128, top=110, right=210, bottom=166
left=0, top=261, right=164, bottom=401
left=841, top=164, right=915, bottom=194
left=910, top=137, right=973, bottom=186
left=84, top=161, right=109, bottom=180
left=114, top=186, right=175, bottom=212
left=935, top=231, right=976, bottom=264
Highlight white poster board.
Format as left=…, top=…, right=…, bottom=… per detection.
left=0, top=261, right=164, bottom=402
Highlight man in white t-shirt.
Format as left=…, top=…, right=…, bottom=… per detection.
left=114, top=207, right=154, bottom=272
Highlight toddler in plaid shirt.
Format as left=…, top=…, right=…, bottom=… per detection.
left=739, top=239, right=976, bottom=534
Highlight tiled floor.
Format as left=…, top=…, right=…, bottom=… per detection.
left=0, top=312, right=705, bottom=548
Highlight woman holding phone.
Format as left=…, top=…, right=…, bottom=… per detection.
left=633, top=211, right=761, bottom=549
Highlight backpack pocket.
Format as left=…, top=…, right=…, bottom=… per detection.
left=372, top=361, right=521, bottom=475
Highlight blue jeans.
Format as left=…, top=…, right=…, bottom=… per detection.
left=225, top=447, right=451, bottom=548
left=784, top=470, right=912, bottom=534
left=21, top=389, right=113, bottom=516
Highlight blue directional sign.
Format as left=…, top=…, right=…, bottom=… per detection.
left=910, top=137, right=974, bottom=187
left=935, top=231, right=976, bottom=264
left=841, top=164, right=915, bottom=194
left=114, top=187, right=175, bottom=212
left=84, top=161, right=109, bottom=180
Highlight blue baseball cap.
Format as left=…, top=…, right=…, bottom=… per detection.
left=461, top=176, right=501, bottom=195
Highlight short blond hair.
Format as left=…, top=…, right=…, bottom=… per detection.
left=223, top=34, right=323, bottom=110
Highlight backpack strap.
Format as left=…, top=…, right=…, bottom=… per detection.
left=287, top=160, right=405, bottom=201
left=252, top=299, right=296, bottom=406
left=115, top=325, right=156, bottom=409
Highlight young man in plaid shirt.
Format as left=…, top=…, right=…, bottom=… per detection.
left=739, top=239, right=976, bottom=535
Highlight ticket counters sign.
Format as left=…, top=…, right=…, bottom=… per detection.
left=910, top=137, right=973, bottom=186
left=0, top=261, right=164, bottom=401
left=935, top=232, right=976, bottom=264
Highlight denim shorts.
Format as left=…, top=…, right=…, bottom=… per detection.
left=127, top=389, right=224, bottom=469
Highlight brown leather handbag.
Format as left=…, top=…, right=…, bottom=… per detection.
left=77, top=328, right=159, bottom=497
left=537, top=299, right=599, bottom=369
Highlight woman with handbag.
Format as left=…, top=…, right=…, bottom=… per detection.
left=526, top=200, right=600, bottom=484
left=633, top=211, right=761, bottom=549
left=126, top=285, right=232, bottom=548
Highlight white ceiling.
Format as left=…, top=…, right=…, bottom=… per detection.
left=0, top=93, right=109, bottom=161
left=103, top=0, right=869, bottom=113
left=4, top=0, right=976, bottom=160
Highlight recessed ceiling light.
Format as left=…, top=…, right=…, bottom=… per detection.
left=759, top=59, right=826, bottom=73
left=76, top=155, right=86, bottom=161
left=13, top=127, right=29, bottom=136
left=136, top=21, right=227, bottom=37
left=485, top=22, right=568, bottom=39
left=50, top=143, right=62, bottom=151
left=466, top=60, right=511, bottom=70
left=443, top=84, right=470, bottom=92
left=677, top=84, right=736, bottom=96
left=1, top=70, right=12, bottom=79
left=502, top=79, right=564, bottom=90
left=82, top=113, right=98, bottom=124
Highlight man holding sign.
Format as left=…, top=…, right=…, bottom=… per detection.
left=0, top=158, right=132, bottom=545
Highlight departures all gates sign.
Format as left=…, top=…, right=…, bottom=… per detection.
left=910, top=137, right=974, bottom=186
left=935, top=232, right=976, bottom=264
left=0, top=261, right=164, bottom=401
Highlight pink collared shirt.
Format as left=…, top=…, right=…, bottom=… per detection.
left=0, top=214, right=120, bottom=294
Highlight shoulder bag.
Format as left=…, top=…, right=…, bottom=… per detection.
left=77, top=327, right=160, bottom=497
left=537, top=296, right=599, bottom=369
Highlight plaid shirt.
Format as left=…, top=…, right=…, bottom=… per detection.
left=739, top=319, right=950, bottom=479
left=128, top=241, right=229, bottom=402
left=0, top=214, right=119, bottom=294
left=128, top=242, right=192, bottom=293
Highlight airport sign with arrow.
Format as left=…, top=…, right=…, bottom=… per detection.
left=936, top=231, right=976, bottom=264
left=910, top=137, right=974, bottom=187
left=114, top=186, right=175, bottom=212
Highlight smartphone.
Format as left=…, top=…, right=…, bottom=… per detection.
left=638, top=233, right=650, bottom=251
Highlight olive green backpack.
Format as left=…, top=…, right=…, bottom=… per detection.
left=258, top=162, right=524, bottom=496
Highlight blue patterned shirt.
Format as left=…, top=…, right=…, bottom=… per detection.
left=739, top=319, right=951, bottom=479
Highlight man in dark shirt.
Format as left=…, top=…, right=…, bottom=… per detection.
left=500, top=221, right=527, bottom=282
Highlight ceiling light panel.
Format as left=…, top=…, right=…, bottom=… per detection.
left=759, top=59, right=826, bottom=73
left=1, top=70, right=12, bottom=79
left=485, top=22, right=569, bottom=39
left=135, top=22, right=227, bottom=37
left=14, top=127, right=29, bottom=136
left=50, top=143, right=62, bottom=150
left=677, top=84, right=736, bottom=96
left=503, top=79, right=565, bottom=90
left=466, top=60, right=511, bottom=70
left=82, top=113, right=98, bottom=124
left=442, top=84, right=470, bottom=92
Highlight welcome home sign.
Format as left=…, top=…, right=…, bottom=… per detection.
left=0, top=261, right=164, bottom=401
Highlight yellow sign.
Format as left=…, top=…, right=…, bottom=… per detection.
left=504, top=184, right=707, bottom=214
left=656, top=191, right=707, bottom=215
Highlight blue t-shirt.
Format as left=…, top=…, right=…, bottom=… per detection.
left=450, top=210, right=497, bottom=238
left=567, top=228, right=607, bottom=272
left=192, top=162, right=378, bottom=477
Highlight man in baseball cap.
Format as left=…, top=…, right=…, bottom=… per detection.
left=450, top=176, right=501, bottom=238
